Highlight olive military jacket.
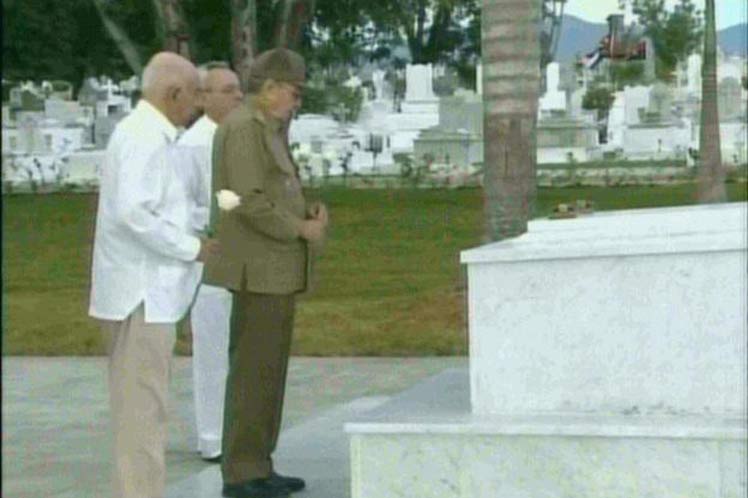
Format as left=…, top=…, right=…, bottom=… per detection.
left=202, top=101, right=314, bottom=294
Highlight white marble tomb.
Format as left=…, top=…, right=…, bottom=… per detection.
left=346, top=202, right=747, bottom=498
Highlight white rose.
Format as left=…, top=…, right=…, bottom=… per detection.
left=216, top=189, right=241, bottom=211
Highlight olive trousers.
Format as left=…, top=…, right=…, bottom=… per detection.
left=221, top=290, right=295, bottom=484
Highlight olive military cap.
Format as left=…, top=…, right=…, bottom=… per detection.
left=247, top=48, right=306, bottom=93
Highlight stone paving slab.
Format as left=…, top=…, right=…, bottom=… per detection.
left=167, top=397, right=388, bottom=498
left=1, top=356, right=466, bottom=498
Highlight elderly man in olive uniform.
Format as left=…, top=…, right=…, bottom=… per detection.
left=204, top=48, right=328, bottom=498
left=180, top=61, right=244, bottom=463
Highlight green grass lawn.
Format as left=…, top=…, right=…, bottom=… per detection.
left=3, top=183, right=747, bottom=356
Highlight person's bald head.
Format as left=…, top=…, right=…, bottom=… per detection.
left=141, top=52, right=200, bottom=127
left=196, top=62, right=243, bottom=124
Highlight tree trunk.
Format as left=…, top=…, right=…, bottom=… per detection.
left=92, top=0, right=144, bottom=75
left=481, top=0, right=541, bottom=241
left=275, top=0, right=316, bottom=50
left=231, top=0, right=258, bottom=89
left=151, top=0, right=166, bottom=45
left=287, top=0, right=316, bottom=50
left=276, top=0, right=294, bottom=47
left=400, top=0, right=428, bottom=63
left=154, top=0, right=192, bottom=59
left=697, top=0, right=726, bottom=202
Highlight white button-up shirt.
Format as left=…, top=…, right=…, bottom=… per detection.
left=89, top=100, right=202, bottom=323
left=177, top=114, right=217, bottom=231
left=177, top=115, right=229, bottom=298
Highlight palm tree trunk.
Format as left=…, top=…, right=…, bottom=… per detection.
left=231, top=0, right=258, bottom=89
left=697, top=0, right=726, bottom=202
left=92, top=0, right=144, bottom=75
left=481, top=0, right=541, bottom=241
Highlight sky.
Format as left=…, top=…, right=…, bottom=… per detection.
left=563, top=0, right=748, bottom=30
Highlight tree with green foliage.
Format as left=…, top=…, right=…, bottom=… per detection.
left=3, top=0, right=141, bottom=86
left=453, top=1, right=481, bottom=89
left=582, top=85, right=616, bottom=144
left=312, top=0, right=384, bottom=70
left=582, top=86, right=616, bottom=114
left=92, top=0, right=145, bottom=75
left=622, top=0, right=703, bottom=81
left=3, top=0, right=483, bottom=94
left=368, top=0, right=478, bottom=65
left=312, top=0, right=479, bottom=81
left=608, top=60, right=647, bottom=89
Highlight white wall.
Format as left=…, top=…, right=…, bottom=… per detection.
left=537, top=147, right=593, bottom=164
left=623, top=126, right=691, bottom=159
left=63, top=150, right=104, bottom=183
left=691, top=122, right=748, bottom=164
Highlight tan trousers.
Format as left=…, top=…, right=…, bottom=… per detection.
left=222, top=291, right=295, bottom=484
left=102, top=304, right=176, bottom=498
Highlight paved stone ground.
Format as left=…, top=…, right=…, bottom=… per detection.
left=1, top=356, right=466, bottom=498
left=167, top=396, right=389, bottom=498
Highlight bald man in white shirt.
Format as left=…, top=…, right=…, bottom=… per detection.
left=179, top=62, right=243, bottom=462
left=89, top=52, right=218, bottom=498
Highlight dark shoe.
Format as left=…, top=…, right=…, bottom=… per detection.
left=202, top=454, right=222, bottom=463
left=270, top=471, right=306, bottom=492
left=222, top=478, right=290, bottom=498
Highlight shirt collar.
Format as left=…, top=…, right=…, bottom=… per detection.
left=136, top=99, right=179, bottom=143
left=202, top=114, right=217, bottom=127
left=201, top=114, right=218, bottom=132
left=190, top=114, right=217, bottom=133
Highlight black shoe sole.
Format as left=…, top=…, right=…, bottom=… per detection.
left=222, top=485, right=290, bottom=498
left=222, top=491, right=290, bottom=498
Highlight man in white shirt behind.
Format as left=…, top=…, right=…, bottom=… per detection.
left=178, top=62, right=243, bottom=462
left=89, top=52, right=219, bottom=498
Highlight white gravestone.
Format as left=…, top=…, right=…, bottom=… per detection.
left=384, top=64, right=439, bottom=152
left=404, top=64, right=437, bottom=102
left=539, top=62, right=566, bottom=114
left=623, top=85, right=650, bottom=125
left=476, top=63, right=483, bottom=95
left=371, top=70, right=387, bottom=102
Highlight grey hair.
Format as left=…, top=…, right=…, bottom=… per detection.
left=141, top=64, right=157, bottom=92
left=140, top=52, right=196, bottom=94
left=197, top=61, right=231, bottom=88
